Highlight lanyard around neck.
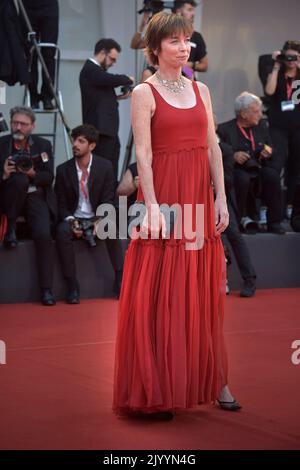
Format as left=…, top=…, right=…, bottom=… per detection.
left=237, top=123, right=256, bottom=151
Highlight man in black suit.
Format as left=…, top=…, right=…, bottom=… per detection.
left=218, top=92, right=284, bottom=235
left=55, top=124, right=123, bottom=304
left=0, top=106, right=56, bottom=305
left=79, top=38, right=134, bottom=182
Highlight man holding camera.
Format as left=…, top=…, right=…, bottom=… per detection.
left=172, top=1, right=207, bottom=77
left=55, top=124, right=123, bottom=304
left=218, top=92, right=284, bottom=235
left=0, top=106, right=56, bottom=305
left=265, top=41, right=300, bottom=211
left=131, top=1, right=207, bottom=80
left=79, top=38, right=134, bottom=182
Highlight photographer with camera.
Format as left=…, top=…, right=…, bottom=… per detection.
left=130, top=9, right=153, bottom=50
left=265, top=40, right=300, bottom=211
left=172, top=1, right=207, bottom=77
left=55, top=125, right=123, bottom=304
left=79, top=38, right=134, bottom=183
left=0, top=106, right=56, bottom=306
left=131, top=1, right=207, bottom=80
left=218, top=92, right=284, bottom=235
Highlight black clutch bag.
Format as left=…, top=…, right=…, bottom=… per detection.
left=128, top=201, right=177, bottom=238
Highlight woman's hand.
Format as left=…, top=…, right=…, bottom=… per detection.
left=140, top=203, right=167, bottom=239
left=2, top=158, right=16, bottom=180
left=215, top=196, right=229, bottom=235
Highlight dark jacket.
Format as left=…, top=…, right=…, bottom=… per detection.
left=54, top=154, right=115, bottom=221
left=217, top=118, right=272, bottom=154
left=79, top=59, right=133, bottom=137
left=0, top=0, right=29, bottom=85
left=0, top=134, right=56, bottom=218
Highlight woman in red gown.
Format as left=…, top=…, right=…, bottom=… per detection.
left=113, top=12, right=241, bottom=416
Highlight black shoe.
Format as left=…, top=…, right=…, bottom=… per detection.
left=113, top=269, right=123, bottom=299
left=42, top=97, right=55, bottom=111
left=240, top=278, right=256, bottom=298
left=3, top=227, right=18, bottom=249
left=30, top=93, right=40, bottom=110
left=66, top=289, right=80, bottom=304
left=30, top=98, right=40, bottom=110
left=41, top=288, right=56, bottom=306
left=267, top=223, right=286, bottom=235
left=217, top=399, right=242, bottom=411
left=240, top=217, right=258, bottom=234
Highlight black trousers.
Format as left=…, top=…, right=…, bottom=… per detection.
left=224, top=197, right=256, bottom=281
left=22, top=1, right=59, bottom=99
left=56, top=220, right=123, bottom=286
left=269, top=126, right=300, bottom=205
left=234, top=165, right=282, bottom=224
left=291, top=179, right=300, bottom=231
left=2, top=173, right=54, bottom=289
left=95, top=135, right=120, bottom=184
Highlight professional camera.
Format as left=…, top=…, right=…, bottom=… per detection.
left=9, top=149, right=49, bottom=172
left=138, top=0, right=174, bottom=15
left=276, top=53, right=298, bottom=62
left=121, top=84, right=134, bottom=95
left=238, top=143, right=263, bottom=173
left=72, top=219, right=97, bottom=248
left=243, top=157, right=261, bottom=172
left=243, top=143, right=272, bottom=172
left=0, top=112, right=8, bottom=133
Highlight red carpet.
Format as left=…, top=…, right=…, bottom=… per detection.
left=0, top=289, right=299, bottom=450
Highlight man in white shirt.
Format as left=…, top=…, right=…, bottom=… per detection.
left=55, top=124, right=123, bottom=303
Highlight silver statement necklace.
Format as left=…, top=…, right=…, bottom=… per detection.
left=155, top=71, right=186, bottom=94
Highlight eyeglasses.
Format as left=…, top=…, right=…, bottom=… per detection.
left=107, top=54, right=117, bottom=63
left=11, top=120, right=32, bottom=127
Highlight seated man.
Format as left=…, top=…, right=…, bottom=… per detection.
left=0, top=106, right=56, bottom=306
left=55, top=124, right=123, bottom=304
left=218, top=92, right=285, bottom=235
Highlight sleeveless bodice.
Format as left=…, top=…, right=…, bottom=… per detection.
left=145, top=81, right=208, bottom=153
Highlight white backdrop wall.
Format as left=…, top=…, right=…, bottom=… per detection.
left=1, top=0, right=299, bottom=173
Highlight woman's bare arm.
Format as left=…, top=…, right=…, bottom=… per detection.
left=131, top=83, right=157, bottom=208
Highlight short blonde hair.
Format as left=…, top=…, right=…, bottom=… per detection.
left=144, top=12, right=193, bottom=66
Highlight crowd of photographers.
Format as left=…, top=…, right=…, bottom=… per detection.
left=0, top=0, right=300, bottom=305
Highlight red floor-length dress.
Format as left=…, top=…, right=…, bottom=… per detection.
left=113, top=81, right=228, bottom=414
